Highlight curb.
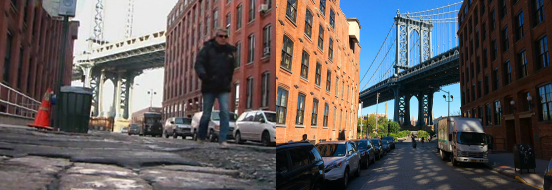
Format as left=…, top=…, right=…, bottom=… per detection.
left=485, top=165, right=544, bottom=190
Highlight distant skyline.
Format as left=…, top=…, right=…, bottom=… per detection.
left=71, top=0, right=177, bottom=113
left=342, top=0, right=463, bottom=120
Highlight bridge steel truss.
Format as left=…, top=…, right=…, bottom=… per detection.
left=394, top=11, right=433, bottom=74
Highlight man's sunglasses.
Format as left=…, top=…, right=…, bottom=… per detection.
left=217, top=35, right=229, bottom=38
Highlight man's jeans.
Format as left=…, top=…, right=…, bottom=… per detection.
left=197, top=92, right=230, bottom=142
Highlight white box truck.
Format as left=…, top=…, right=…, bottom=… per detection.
left=437, top=117, right=488, bottom=166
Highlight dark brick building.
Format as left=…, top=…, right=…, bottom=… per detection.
left=458, top=0, right=552, bottom=160
left=276, top=0, right=361, bottom=143
left=163, top=0, right=275, bottom=119
left=0, top=0, right=79, bottom=111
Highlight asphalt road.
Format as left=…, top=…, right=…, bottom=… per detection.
left=342, top=142, right=535, bottom=190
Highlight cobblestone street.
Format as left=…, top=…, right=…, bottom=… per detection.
left=345, top=142, right=536, bottom=190
left=0, top=126, right=275, bottom=190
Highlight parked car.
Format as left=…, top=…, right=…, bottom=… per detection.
left=276, top=141, right=324, bottom=190
left=127, top=123, right=140, bottom=136
left=382, top=136, right=396, bottom=149
left=164, top=117, right=193, bottom=139
left=545, top=158, right=552, bottom=190
left=370, top=139, right=384, bottom=160
left=315, top=141, right=361, bottom=189
left=234, top=110, right=277, bottom=146
left=354, top=139, right=375, bottom=169
left=191, top=111, right=238, bottom=142
left=121, top=127, right=128, bottom=133
left=381, top=140, right=391, bottom=154
left=139, top=112, right=163, bottom=137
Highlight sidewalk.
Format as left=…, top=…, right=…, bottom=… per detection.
left=486, top=153, right=548, bottom=190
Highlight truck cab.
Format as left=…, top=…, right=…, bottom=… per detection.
left=438, top=117, right=489, bottom=166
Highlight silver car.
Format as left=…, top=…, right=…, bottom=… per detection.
left=164, top=117, right=193, bottom=139
left=234, top=110, right=277, bottom=146
left=315, top=141, right=361, bottom=189
left=191, top=111, right=237, bottom=142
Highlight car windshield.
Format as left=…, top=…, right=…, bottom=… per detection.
left=383, top=137, right=394, bottom=141
left=382, top=141, right=388, bottom=145
left=130, top=124, right=139, bottom=129
left=316, top=144, right=347, bottom=157
left=370, top=140, right=379, bottom=145
left=264, top=112, right=277, bottom=122
left=457, top=132, right=487, bottom=145
left=175, top=118, right=192, bottom=125
left=355, top=141, right=368, bottom=150
left=211, top=112, right=238, bottom=121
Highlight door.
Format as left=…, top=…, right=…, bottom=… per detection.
left=285, top=148, right=311, bottom=190
left=241, top=112, right=255, bottom=139
left=519, top=118, right=534, bottom=148
left=253, top=112, right=266, bottom=141
left=506, top=120, right=516, bottom=152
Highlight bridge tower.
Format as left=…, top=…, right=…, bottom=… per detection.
left=392, top=10, right=434, bottom=127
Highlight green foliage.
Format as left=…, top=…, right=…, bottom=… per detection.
left=417, top=130, right=430, bottom=139
left=389, top=121, right=401, bottom=134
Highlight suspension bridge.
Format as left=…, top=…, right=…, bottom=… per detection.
left=358, top=2, right=462, bottom=128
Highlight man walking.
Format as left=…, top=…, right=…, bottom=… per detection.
left=194, top=28, right=236, bottom=147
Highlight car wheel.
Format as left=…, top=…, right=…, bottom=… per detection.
left=440, top=150, right=447, bottom=161
left=192, top=131, right=197, bottom=141
left=235, top=131, right=245, bottom=144
left=355, top=163, right=361, bottom=177
left=365, top=157, right=370, bottom=168
left=451, top=154, right=457, bottom=166
left=164, top=131, right=169, bottom=138
left=371, top=155, right=376, bottom=164
left=376, top=153, right=380, bottom=160
left=261, top=131, right=271, bottom=147
left=341, top=168, right=349, bottom=189
left=173, top=131, right=178, bottom=139
left=209, top=130, right=216, bottom=142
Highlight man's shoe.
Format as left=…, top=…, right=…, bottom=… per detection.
left=197, top=139, right=205, bottom=144
left=219, top=141, right=229, bottom=148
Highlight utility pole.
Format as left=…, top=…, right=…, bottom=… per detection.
left=375, top=92, right=380, bottom=133
left=360, top=101, right=363, bottom=139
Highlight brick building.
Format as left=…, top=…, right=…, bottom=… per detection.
left=0, top=0, right=79, bottom=110
left=276, top=0, right=361, bottom=143
left=458, top=0, right=552, bottom=159
left=163, top=0, right=275, bottom=120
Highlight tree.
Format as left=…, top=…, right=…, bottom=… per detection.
left=389, top=121, right=401, bottom=134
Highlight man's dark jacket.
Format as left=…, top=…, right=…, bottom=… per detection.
left=194, top=39, right=236, bottom=93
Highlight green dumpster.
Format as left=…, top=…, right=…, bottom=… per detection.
left=58, top=86, right=93, bottom=133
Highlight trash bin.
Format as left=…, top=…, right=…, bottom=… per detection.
left=513, top=144, right=536, bottom=174
left=57, top=86, right=93, bottom=133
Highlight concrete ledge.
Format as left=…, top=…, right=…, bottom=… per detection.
left=485, top=164, right=544, bottom=190
left=0, top=114, right=34, bottom=126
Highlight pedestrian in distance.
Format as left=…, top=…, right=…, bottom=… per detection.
left=194, top=28, right=236, bottom=148
left=412, top=136, right=417, bottom=148
left=421, top=137, right=425, bottom=147
left=302, top=134, right=308, bottom=141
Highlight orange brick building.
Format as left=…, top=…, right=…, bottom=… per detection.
left=164, top=0, right=276, bottom=119
left=459, top=0, right=552, bottom=160
left=276, top=0, right=361, bottom=143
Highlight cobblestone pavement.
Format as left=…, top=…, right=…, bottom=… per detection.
left=0, top=126, right=275, bottom=190
left=346, top=142, right=535, bottom=190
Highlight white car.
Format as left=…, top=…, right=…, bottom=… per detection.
left=163, top=117, right=193, bottom=139
left=315, top=141, right=361, bottom=189
left=234, top=110, right=276, bottom=146
left=191, top=110, right=237, bottom=142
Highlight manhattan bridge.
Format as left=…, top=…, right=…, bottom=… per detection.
left=358, top=2, right=462, bottom=128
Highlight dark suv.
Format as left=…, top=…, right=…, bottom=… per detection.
left=277, top=141, right=325, bottom=190
left=354, top=139, right=375, bottom=169
left=382, top=136, right=396, bottom=149
left=545, top=158, right=552, bottom=190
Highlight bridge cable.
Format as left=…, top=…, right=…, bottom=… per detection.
left=359, top=20, right=396, bottom=84
left=360, top=39, right=396, bottom=93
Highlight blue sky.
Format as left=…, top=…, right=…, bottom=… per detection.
left=341, top=0, right=464, bottom=119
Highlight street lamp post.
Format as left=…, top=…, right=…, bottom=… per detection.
left=147, top=89, right=157, bottom=108
left=440, top=90, right=453, bottom=118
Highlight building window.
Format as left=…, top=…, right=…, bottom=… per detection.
left=538, top=84, right=552, bottom=121
left=249, top=0, right=256, bottom=22
left=482, top=21, right=487, bottom=41
left=265, top=0, right=272, bottom=9
left=17, top=48, right=23, bottom=89
left=281, top=35, right=293, bottom=70
left=481, top=0, right=485, bottom=14
left=246, top=77, right=253, bottom=109
left=502, top=27, right=509, bottom=52
left=341, top=81, right=344, bottom=100
left=493, top=67, right=499, bottom=91
left=315, top=63, right=321, bottom=86
left=318, top=25, right=324, bottom=50
left=333, top=107, right=336, bottom=130
left=296, top=93, right=306, bottom=125
left=472, top=84, right=476, bottom=101
left=494, top=100, right=502, bottom=125
left=3, top=32, right=12, bottom=83
left=485, top=75, right=489, bottom=95
left=326, top=70, right=331, bottom=92
left=492, top=38, right=497, bottom=60
left=335, top=77, right=339, bottom=98
left=248, top=34, right=255, bottom=63
left=491, top=9, right=496, bottom=30
left=312, top=99, right=319, bottom=126
left=323, top=103, right=329, bottom=127
left=237, top=4, right=242, bottom=29
left=533, top=0, right=545, bottom=26
left=477, top=80, right=482, bottom=98
left=536, top=36, right=549, bottom=69
left=504, top=60, right=511, bottom=85
left=328, top=38, right=333, bottom=61
left=475, top=31, right=480, bottom=49
left=471, top=62, right=474, bottom=79
left=286, top=0, right=297, bottom=23
left=319, top=0, right=326, bottom=15
left=485, top=103, right=492, bottom=125
left=329, top=9, right=335, bottom=28
left=478, top=106, right=483, bottom=120
left=300, top=51, right=309, bottom=79
left=477, top=55, right=481, bottom=74
left=276, top=87, right=288, bottom=124
left=516, top=12, right=524, bottom=41
left=518, top=50, right=528, bottom=78
left=234, top=83, right=240, bottom=114
left=213, top=9, right=219, bottom=29
left=483, top=48, right=488, bottom=68
left=235, top=42, right=241, bottom=68
left=263, top=25, right=271, bottom=57
left=500, top=0, right=507, bottom=19
left=305, top=9, right=313, bottom=38
left=226, top=13, right=231, bottom=29
left=261, top=72, right=269, bottom=107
